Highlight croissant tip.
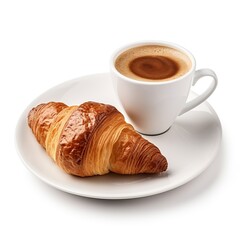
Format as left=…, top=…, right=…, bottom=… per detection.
left=150, top=153, right=168, bottom=173
left=162, top=157, right=168, bottom=172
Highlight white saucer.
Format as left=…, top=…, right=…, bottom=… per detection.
left=15, top=73, right=222, bottom=199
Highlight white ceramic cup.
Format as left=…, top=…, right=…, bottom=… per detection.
left=110, top=41, right=218, bottom=135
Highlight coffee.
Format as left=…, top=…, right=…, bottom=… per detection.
left=115, top=45, right=192, bottom=81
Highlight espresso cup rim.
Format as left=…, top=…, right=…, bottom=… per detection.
left=110, top=40, right=196, bottom=85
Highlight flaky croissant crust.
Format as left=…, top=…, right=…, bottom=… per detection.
left=28, top=101, right=168, bottom=177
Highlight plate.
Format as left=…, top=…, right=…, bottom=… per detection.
left=15, top=73, right=222, bottom=199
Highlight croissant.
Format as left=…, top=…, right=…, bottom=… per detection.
left=28, top=101, right=168, bottom=177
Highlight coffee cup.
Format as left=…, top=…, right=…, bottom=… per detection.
left=110, top=41, right=218, bottom=135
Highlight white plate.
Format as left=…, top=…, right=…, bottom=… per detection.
left=15, top=73, right=222, bottom=199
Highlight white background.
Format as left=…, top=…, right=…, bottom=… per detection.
left=1, top=0, right=239, bottom=239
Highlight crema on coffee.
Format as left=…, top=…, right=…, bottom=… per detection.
left=115, top=45, right=192, bottom=82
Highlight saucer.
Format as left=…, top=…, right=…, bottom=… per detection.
left=15, top=73, right=222, bottom=199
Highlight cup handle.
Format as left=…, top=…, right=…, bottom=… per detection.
left=179, top=68, right=218, bottom=115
